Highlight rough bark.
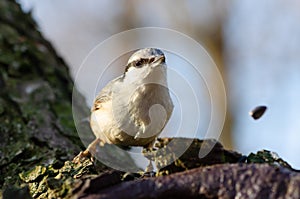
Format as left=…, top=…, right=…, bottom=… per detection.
left=1, top=1, right=299, bottom=199
left=76, top=164, right=300, bottom=199
left=0, top=0, right=89, bottom=191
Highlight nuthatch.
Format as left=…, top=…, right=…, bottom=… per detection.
left=74, top=48, right=174, bottom=163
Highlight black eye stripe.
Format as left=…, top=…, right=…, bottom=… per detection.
left=135, top=60, right=143, bottom=67
left=124, top=59, right=143, bottom=73
left=149, top=57, right=155, bottom=63
left=124, top=64, right=130, bottom=73
left=125, top=57, right=160, bottom=73
left=134, top=58, right=148, bottom=67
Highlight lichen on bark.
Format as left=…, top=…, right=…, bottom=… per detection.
left=0, top=0, right=89, bottom=193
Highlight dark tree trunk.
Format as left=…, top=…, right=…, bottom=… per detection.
left=0, top=0, right=88, bottom=191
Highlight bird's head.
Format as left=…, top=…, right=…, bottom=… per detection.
left=124, top=48, right=166, bottom=77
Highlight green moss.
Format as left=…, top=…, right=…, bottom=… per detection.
left=51, top=102, right=76, bottom=137
left=16, top=159, right=99, bottom=199
left=0, top=0, right=91, bottom=197
left=247, top=150, right=293, bottom=169
left=29, top=177, right=47, bottom=198
left=144, top=138, right=243, bottom=175
left=19, top=166, right=47, bottom=183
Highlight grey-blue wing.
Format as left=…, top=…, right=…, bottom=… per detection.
left=91, top=76, right=122, bottom=111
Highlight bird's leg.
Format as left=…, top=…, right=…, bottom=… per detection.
left=145, top=160, right=154, bottom=173
left=73, top=138, right=103, bottom=163
left=142, top=140, right=158, bottom=176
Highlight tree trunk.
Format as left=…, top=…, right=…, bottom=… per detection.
left=0, top=0, right=88, bottom=190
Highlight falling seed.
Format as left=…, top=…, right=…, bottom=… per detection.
left=249, top=105, right=267, bottom=120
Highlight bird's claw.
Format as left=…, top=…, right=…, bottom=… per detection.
left=72, top=150, right=93, bottom=164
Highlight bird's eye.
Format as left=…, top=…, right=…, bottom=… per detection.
left=135, top=60, right=143, bottom=67
left=149, top=57, right=155, bottom=63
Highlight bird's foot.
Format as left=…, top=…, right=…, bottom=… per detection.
left=142, top=160, right=156, bottom=177
left=73, top=138, right=103, bottom=164
left=72, top=149, right=93, bottom=164
left=142, top=171, right=156, bottom=177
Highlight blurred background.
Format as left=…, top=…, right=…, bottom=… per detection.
left=18, top=0, right=300, bottom=168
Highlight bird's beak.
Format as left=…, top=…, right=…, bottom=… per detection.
left=154, top=55, right=165, bottom=64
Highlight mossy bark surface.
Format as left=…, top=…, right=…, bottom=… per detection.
left=0, top=0, right=90, bottom=194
